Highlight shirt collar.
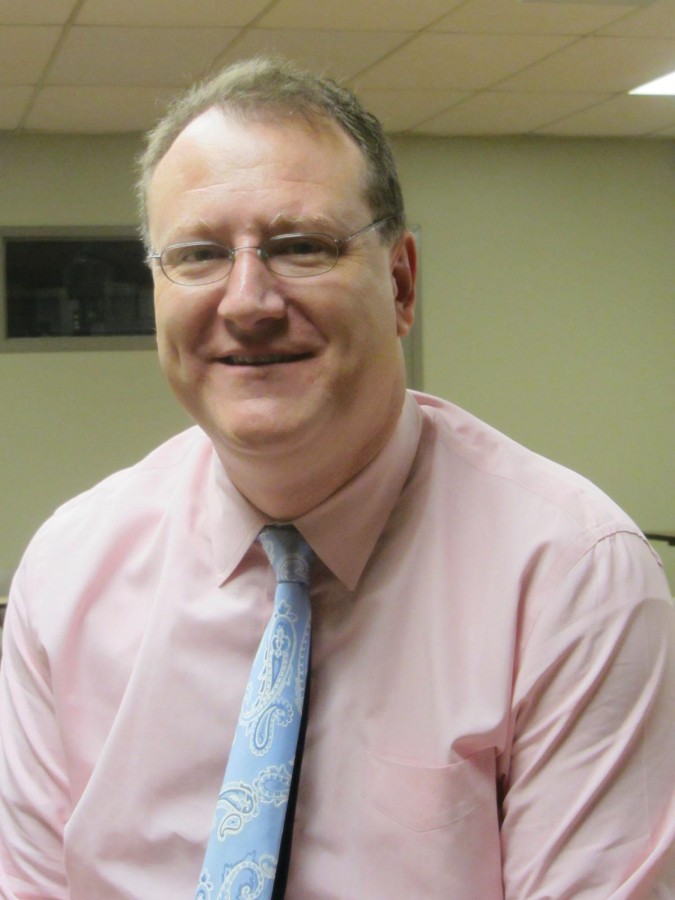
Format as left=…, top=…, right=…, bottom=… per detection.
left=208, top=458, right=268, bottom=584
left=295, top=394, right=422, bottom=589
left=208, top=392, right=423, bottom=591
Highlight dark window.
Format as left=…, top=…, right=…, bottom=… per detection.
left=4, top=237, right=154, bottom=339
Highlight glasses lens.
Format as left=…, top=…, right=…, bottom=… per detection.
left=265, top=234, right=338, bottom=277
left=161, top=242, right=230, bottom=285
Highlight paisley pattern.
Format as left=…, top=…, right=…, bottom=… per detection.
left=196, top=526, right=313, bottom=900
left=241, top=598, right=299, bottom=757
left=196, top=853, right=277, bottom=900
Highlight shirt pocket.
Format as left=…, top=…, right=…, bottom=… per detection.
left=359, top=750, right=503, bottom=898
left=365, top=749, right=495, bottom=832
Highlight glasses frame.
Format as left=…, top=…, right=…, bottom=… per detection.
left=147, top=215, right=394, bottom=286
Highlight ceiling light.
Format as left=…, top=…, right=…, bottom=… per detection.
left=519, top=0, right=657, bottom=6
left=630, top=71, right=675, bottom=95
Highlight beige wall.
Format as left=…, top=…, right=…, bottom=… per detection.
left=1, top=132, right=673, bottom=592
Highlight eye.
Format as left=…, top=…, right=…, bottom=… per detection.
left=267, top=234, right=335, bottom=259
left=163, top=242, right=228, bottom=267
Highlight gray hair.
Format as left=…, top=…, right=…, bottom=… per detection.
left=136, top=56, right=405, bottom=248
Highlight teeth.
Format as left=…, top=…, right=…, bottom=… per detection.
left=224, top=354, right=303, bottom=366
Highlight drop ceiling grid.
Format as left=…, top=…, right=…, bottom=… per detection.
left=0, top=0, right=672, bottom=136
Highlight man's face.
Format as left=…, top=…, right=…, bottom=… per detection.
left=147, top=109, right=416, bottom=478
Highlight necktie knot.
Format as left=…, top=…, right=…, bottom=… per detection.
left=258, top=525, right=313, bottom=585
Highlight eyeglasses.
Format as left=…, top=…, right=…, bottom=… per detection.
left=147, top=215, right=393, bottom=286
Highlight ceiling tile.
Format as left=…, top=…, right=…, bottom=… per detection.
left=257, top=0, right=463, bottom=31
left=24, top=85, right=179, bottom=132
left=47, top=26, right=241, bottom=86
left=430, top=0, right=632, bottom=34
left=536, top=93, right=675, bottom=135
left=497, top=36, right=675, bottom=92
left=76, top=0, right=271, bottom=27
left=416, top=90, right=612, bottom=135
left=0, top=27, right=61, bottom=83
left=215, top=29, right=412, bottom=81
left=353, top=33, right=577, bottom=90
left=0, top=0, right=672, bottom=137
left=0, top=0, right=77, bottom=25
left=598, top=0, right=675, bottom=37
left=0, top=85, right=33, bottom=128
left=353, top=89, right=471, bottom=132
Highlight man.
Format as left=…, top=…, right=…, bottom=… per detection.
left=1, top=57, right=673, bottom=899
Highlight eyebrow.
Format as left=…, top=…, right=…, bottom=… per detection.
left=164, top=213, right=345, bottom=247
left=161, top=219, right=221, bottom=245
left=267, top=212, right=338, bottom=233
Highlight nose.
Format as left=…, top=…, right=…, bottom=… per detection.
left=216, top=246, right=287, bottom=330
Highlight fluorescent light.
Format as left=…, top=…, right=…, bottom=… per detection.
left=630, top=71, right=675, bottom=96
left=519, top=0, right=656, bottom=5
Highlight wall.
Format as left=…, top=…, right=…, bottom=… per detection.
left=0, top=132, right=673, bottom=591
left=0, top=133, right=192, bottom=593
left=391, top=135, right=674, bottom=589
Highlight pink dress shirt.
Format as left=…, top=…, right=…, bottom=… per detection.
left=1, top=391, right=674, bottom=899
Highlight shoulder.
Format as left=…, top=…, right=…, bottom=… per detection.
left=27, top=426, right=215, bottom=555
left=407, top=391, right=669, bottom=638
left=409, top=390, right=648, bottom=555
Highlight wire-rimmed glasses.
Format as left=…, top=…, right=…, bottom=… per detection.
left=147, top=215, right=393, bottom=286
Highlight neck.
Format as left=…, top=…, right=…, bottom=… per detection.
left=217, top=415, right=400, bottom=521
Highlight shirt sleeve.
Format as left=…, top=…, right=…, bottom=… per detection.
left=0, top=562, right=70, bottom=898
left=500, top=529, right=675, bottom=898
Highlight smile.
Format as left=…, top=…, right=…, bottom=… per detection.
left=221, top=353, right=313, bottom=366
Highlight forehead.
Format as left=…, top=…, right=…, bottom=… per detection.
left=147, top=108, right=370, bottom=236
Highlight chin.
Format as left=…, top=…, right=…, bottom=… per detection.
left=207, top=404, right=322, bottom=457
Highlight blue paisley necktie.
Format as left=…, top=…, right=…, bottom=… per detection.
left=196, top=525, right=313, bottom=900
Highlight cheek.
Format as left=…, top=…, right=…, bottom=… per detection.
left=154, top=285, right=205, bottom=348
left=353, top=284, right=400, bottom=350
left=327, top=301, right=399, bottom=390
left=153, top=309, right=179, bottom=374
left=153, top=280, right=174, bottom=335
left=153, top=291, right=201, bottom=379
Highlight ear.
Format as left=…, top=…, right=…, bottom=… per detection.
left=390, top=231, right=417, bottom=338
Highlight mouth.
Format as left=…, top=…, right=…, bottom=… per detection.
left=221, top=352, right=313, bottom=367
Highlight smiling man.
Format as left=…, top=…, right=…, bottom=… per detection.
left=1, top=58, right=674, bottom=900
left=147, top=107, right=415, bottom=519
